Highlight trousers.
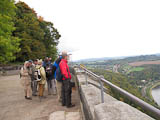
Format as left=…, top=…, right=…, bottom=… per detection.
left=38, top=84, right=45, bottom=97
left=47, top=79, right=57, bottom=95
left=56, top=80, right=62, bottom=101
left=31, top=81, right=37, bottom=95
left=61, top=79, right=72, bottom=106
left=24, top=84, right=32, bottom=98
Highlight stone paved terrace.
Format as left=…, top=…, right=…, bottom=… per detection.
left=0, top=75, right=82, bottom=120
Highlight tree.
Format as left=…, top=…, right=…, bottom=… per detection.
left=13, top=2, right=61, bottom=62
left=38, top=19, right=61, bottom=60
left=0, top=0, right=21, bottom=64
left=14, top=2, right=46, bottom=61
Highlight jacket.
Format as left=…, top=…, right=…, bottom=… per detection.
left=20, top=67, right=31, bottom=86
left=36, top=65, right=46, bottom=84
left=59, top=59, right=71, bottom=80
left=29, top=64, right=36, bottom=81
left=53, top=56, right=62, bottom=78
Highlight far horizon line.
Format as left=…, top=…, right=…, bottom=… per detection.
left=73, top=53, right=160, bottom=62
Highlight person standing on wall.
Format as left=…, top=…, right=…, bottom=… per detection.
left=59, top=51, right=75, bottom=108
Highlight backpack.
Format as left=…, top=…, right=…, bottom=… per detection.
left=35, top=68, right=41, bottom=81
left=45, top=63, right=53, bottom=77
left=56, top=66, right=63, bottom=82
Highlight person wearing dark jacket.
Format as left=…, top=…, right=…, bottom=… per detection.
left=52, top=56, right=62, bottom=102
left=43, top=57, right=56, bottom=95
left=59, top=51, right=75, bottom=108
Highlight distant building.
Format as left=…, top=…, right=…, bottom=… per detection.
left=141, top=80, right=146, bottom=83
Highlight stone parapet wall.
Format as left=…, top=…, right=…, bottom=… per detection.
left=0, top=65, right=22, bottom=76
left=75, top=68, right=154, bottom=120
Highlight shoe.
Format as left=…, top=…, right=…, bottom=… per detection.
left=26, top=97, right=32, bottom=100
left=58, top=99, right=62, bottom=102
left=42, top=96, right=47, bottom=99
left=39, top=96, right=42, bottom=102
left=25, top=96, right=27, bottom=99
left=67, top=104, right=75, bottom=108
left=62, top=104, right=65, bottom=106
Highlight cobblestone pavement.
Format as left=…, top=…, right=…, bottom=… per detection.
left=0, top=75, right=81, bottom=120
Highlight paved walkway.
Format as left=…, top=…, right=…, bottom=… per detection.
left=0, top=75, right=81, bottom=120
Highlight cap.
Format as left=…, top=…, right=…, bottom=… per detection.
left=60, top=51, right=67, bottom=57
left=28, top=60, right=33, bottom=63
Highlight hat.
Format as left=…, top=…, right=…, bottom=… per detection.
left=28, top=60, right=33, bottom=63
left=38, top=59, right=43, bottom=65
left=61, top=51, right=68, bottom=57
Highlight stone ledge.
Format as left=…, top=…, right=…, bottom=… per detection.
left=75, top=69, right=154, bottom=120
left=80, top=84, right=117, bottom=120
left=49, top=111, right=81, bottom=120
left=94, top=102, right=154, bottom=120
left=49, top=111, right=65, bottom=120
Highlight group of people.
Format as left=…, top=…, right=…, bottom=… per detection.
left=20, top=51, right=75, bottom=108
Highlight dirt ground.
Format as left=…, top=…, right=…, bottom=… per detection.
left=0, top=75, right=80, bottom=120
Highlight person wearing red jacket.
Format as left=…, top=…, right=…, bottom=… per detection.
left=59, top=51, right=75, bottom=108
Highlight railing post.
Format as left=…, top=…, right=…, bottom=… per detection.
left=99, top=75, right=104, bottom=103
left=85, top=71, right=88, bottom=86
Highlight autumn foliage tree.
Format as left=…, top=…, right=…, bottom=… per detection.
left=13, top=2, right=61, bottom=62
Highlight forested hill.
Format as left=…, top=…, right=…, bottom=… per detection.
left=0, top=1, right=61, bottom=65
left=91, top=69, right=158, bottom=109
left=76, top=54, right=160, bottom=63
left=120, top=54, right=160, bottom=63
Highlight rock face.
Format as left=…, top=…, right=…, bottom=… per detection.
left=75, top=68, right=154, bottom=120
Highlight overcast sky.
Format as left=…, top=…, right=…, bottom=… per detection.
left=19, top=0, right=160, bottom=61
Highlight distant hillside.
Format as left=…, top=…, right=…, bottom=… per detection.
left=75, top=57, right=113, bottom=62
left=75, top=53, right=160, bottom=63
left=122, top=54, right=160, bottom=63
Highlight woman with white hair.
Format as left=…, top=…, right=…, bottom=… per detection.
left=20, top=61, right=32, bottom=100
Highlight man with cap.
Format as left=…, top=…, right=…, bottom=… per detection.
left=59, top=51, right=75, bottom=108
left=28, top=60, right=34, bottom=93
left=32, top=59, right=39, bottom=96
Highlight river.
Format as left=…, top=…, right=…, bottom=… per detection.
left=152, top=85, right=160, bottom=106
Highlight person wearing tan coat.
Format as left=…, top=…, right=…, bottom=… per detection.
left=36, top=59, right=46, bottom=101
left=20, top=61, right=32, bottom=100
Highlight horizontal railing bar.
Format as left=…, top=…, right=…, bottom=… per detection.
left=79, top=65, right=160, bottom=120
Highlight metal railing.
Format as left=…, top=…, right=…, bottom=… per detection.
left=78, top=65, right=160, bottom=120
